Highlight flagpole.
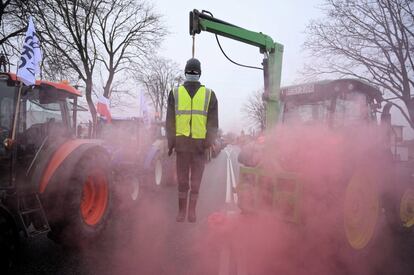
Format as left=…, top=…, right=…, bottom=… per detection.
left=8, top=16, right=42, bottom=146
left=11, top=82, right=23, bottom=142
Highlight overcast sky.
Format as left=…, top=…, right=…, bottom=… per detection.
left=149, top=0, right=323, bottom=133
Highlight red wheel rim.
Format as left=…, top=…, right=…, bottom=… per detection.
left=80, top=169, right=109, bottom=226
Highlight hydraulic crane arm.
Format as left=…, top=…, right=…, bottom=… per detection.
left=190, top=10, right=277, bottom=53
left=189, top=9, right=284, bottom=129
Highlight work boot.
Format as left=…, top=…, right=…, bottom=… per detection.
left=176, top=192, right=188, bottom=222
left=187, top=193, right=198, bottom=223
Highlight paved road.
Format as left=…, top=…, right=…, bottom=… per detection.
left=10, top=146, right=414, bottom=275
left=10, top=147, right=237, bottom=275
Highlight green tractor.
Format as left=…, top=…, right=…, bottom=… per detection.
left=0, top=73, right=113, bottom=272
left=238, top=79, right=399, bottom=249
left=189, top=9, right=413, bottom=258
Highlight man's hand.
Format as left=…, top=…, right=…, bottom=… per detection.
left=168, top=139, right=175, bottom=156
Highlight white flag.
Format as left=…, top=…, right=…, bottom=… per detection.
left=17, top=16, right=42, bottom=86
left=139, top=91, right=150, bottom=127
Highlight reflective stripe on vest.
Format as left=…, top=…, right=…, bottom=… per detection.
left=174, top=85, right=211, bottom=139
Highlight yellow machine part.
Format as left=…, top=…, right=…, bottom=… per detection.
left=344, top=169, right=379, bottom=250
left=400, top=188, right=414, bottom=228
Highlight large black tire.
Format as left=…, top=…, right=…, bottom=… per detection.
left=386, top=161, right=414, bottom=235
left=332, top=159, right=394, bottom=274
left=49, top=151, right=113, bottom=248
left=383, top=160, right=414, bottom=272
left=145, top=153, right=164, bottom=188
left=0, top=208, right=18, bottom=274
left=113, top=167, right=141, bottom=212
left=145, top=153, right=177, bottom=188
left=122, top=172, right=141, bottom=203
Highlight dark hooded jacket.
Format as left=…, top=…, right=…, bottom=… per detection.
left=166, top=80, right=218, bottom=153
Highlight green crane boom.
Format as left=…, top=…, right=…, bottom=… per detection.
left=189, top=9, right=284, bottom=129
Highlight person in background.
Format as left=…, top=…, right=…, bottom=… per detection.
left=166, top=58, right=218, bottom=223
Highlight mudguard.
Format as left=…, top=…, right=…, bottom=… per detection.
left=29, top=139, right=108, bottom=194
left=143, top=139, right=166, bottom=170
left=143, top=145, right=159, bottom=170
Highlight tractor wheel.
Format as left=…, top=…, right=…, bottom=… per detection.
left=398, top=187, right=414, bottom=231
left=0, top=209, right=18, bottom=274
left=52, top=152, right=112, bottom=248
left=343, top=168, right=382, bottom=251
left=113, top=170, right=141, bottom=211
left=385, top=161, right=414, bottom=235
left=127, top=175, right=141, bottom=202
left=145, top=153, right=177, bottom=187
left=379, top=161, right=414, bottom=274
left=145, top=153, right=164, bottom=188
left=338, top=165, right=393, bottom=273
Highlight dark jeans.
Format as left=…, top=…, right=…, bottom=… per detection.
left=176, top=151, right=206, bottom=196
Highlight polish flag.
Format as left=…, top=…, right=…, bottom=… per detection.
left=96, top=95, right=112, bottom=123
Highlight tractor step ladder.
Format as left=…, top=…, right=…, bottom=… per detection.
left=18, top=193, right=50, bottom=237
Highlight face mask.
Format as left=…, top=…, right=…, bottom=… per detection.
left=185, top=73, right=200, bottom=82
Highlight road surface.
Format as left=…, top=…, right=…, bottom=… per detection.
left=10, top=146, right=414, bottom=275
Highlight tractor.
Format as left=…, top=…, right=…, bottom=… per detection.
left=189, top=9, right=413, bottom=261
left=237, top=79, right=400, bottom=249
left=0, top=72, right=113, bottom=272
left=95, top=117, right=177, bottom=203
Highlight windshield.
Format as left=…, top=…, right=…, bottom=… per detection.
left=283, top=91, right=371, bottom=127
left=26, top=99, right=63, bottom=128
left=20, top=87, right=71, bottom=132
left=284, top=99, right=331, bottom=124
left=332, top=91, right=370, bottom=127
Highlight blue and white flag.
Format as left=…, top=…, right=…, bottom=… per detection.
left=17, top=16, right=42, bottom=86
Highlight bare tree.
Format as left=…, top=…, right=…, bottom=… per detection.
left=16, top=0, right=166, bottom=128
left=0, top=1, right=24, bottom=43
left=23, top=0, right=102, bottom=126
left=135, top=57, right=183, bottom=120
left=94, top=0, right=166, bottom=98
left=242, top=89, right=266, bottom=131
left=303, top=0, right=414, bottom=126
left=0, top=0, right=28, bottom=70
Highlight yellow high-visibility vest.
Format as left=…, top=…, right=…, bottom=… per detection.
left=174, top=85, right=211, bottom=139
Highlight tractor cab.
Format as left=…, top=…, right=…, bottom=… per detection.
left=0, top=73, right=114, bottom=250
left=280, top=79, right=382, bottom=128
left=0, top=73, right=81, bottom=187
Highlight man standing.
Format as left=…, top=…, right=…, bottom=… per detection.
left=166, top=58, right=218, bottom=223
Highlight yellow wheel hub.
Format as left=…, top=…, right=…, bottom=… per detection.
left=344, top=170, right=379, bottom=250
left=400, top=188, right=414, bottom=228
